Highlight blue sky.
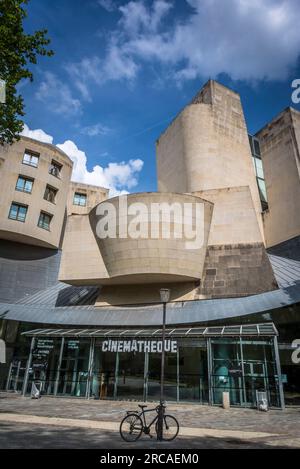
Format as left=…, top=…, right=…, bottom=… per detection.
left=20, top=0, right=300, bottom=195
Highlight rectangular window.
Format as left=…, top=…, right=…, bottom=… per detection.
left=22, top=151, right=39, bottom=168
left=73, top=192, right=87, bottom=207
left=253, top=138, right=261, bottom=157
left=49, top=160, right=62, bottom=178
left=15, top=176, right=33, bottom=194
left=254, top=157, right=264, bottom=179
left=38, top=212, right=52, bottom=230
left=44, top=185, right=58, bottom=204
left=8, top=203, right=28, bottom=222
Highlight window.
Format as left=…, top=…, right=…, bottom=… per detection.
left=15, top=176, right=33, bottom=194
left=44, top=185, right=58, bottom=204
left=73, top=192, right=87, bottom=207
left=253, top=138, right=261, bottom=157
left=38, top=212, right=52, bottom=230
left=254, top=157, right=264, bottom=180
left=49, top=160, right=62, bottom=178
left=22, top=151, right=39, bottom=168
left=8, top=203, right=28, bottom=222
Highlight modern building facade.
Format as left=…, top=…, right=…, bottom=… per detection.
left=0, top=80, right=299, bottom=408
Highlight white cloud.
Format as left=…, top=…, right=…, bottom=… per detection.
left=19, top=125, right=144, bottom=197
left=35, top=72, right=82, bottom=115
left=98, top=0, right=116, bottom=12
left=67, top=45, right=138, bottom=99
left=119, top=0, right=172, bottom=36
left=20, top=124, right=54, bottom=144
left=118, top=0, right=300, bottom=82
left=80, top=123, right=112, bottom=137
left=57, top=140, right=143, bottom=196
left=68, top=0, right=300, bottom=89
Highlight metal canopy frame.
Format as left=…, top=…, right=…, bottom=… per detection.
left=22, top=322, right=278, bottom=338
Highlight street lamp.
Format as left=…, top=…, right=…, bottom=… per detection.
left=157, top=287, right=171, bottom=441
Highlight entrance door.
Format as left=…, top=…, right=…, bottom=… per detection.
left=91, top=342, right=116, bottom=400
left=147, top=352, right=178, bottom=401
left=57, top=339, right=90, bottom=397
left=6, top=360, right=27, bottom=392
left=243, top=361, right=268, bottom=405
left=242, top=341, right=278, bottom=407
left=116, top=352, right=145, bottom=400
left=179, top=346, right=209, bottom=403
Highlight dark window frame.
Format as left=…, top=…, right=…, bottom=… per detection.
left=44, top=184, right=58, bottom=204
left=8, top=202, right=28, bottom=223
left=49, top=159, right=62, bottom=179
left=73, top=192, right=87, bottom=207
left=15, top=175, right=34, bottom=194
left=38, top=211, right=53, bottom=231
left=22, top=150, right=40, bottom=168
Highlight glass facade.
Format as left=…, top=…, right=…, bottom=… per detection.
left=4, top=331, right=283, bottom=408
left=210, top=338, right=279, bottom=407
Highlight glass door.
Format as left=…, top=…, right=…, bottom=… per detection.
left=6, top=359, right=27, bottom=392
left=116, top=352, right=145, bottom=400
left=211, top=339, right=243, bottom=406
left=179, top=345, right=208, bottom=403
left=90, top=341, right=117, bottom=400
left=147, top=352, right=178, bottom=401
left=242, top=340, right=278, bottom=407
left=57, top=339, right=90, bottom=397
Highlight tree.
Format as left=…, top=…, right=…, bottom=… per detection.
left=0, top=0, right=53, bottom=145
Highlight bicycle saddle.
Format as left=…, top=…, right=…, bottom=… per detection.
left=138, top=404, right=147, bottom=409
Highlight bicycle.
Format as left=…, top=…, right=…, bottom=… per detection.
left=119, top=403, right=179, bottom=442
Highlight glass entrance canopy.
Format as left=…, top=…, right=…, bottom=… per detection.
left=22, top=322, right=278, bottom=338
left=11, top=323, right=283, bottom=408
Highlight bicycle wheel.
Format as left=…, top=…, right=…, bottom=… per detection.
left=120, top=413, right=143, bottom=442
left=156, top=414, right=179, bottom=441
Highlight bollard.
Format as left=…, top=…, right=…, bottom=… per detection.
left=222, top=391, right=230, bottom=409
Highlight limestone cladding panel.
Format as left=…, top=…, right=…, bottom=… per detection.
left=0, top=137, right=73, bottom=249
left=256, top=108, right=300, bottom=247
left=193, top=186, right=263, bottom=246
left=156, top=80, right=264, bottom=240
left=58, top=213, right=109, bottom=285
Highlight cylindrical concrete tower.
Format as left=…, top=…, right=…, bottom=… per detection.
left=156, top=80, right=264, bottom=237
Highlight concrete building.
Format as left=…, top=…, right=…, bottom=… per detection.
left=0, top=80, right=300, bottom=408
left=256, top=107, right=300, bottom=248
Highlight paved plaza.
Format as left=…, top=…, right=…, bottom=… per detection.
left=0, top=393, right=299, bottom=449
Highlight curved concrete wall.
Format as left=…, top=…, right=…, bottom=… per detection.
left=157, top=80, right=264, bottom=239
left=0, top=137, right=73, bottom=249
left=60, top=193, right=213, bottom=285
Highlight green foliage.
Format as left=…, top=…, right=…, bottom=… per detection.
left=0, top=0, right=53, bottom=145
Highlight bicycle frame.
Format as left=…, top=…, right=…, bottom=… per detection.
left=129, top=406, right=162, bottom=434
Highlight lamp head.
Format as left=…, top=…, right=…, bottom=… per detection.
left=159, top=288, right=171, bottom=303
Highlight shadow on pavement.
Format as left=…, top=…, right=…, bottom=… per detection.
left=0, top=421, right=292, bottom=449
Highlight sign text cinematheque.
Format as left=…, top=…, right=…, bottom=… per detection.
left=101, top=339, right=178, bottom=353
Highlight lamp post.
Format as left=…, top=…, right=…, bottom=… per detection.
left=157, top=288, right=170, bottom=441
